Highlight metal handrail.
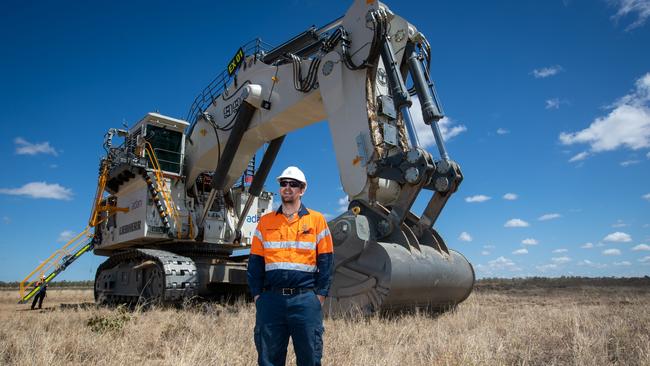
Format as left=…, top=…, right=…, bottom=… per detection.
left=185, top=38, right=274, bottom=126
left=19, top=161, right=112, bottom=301
left=144, top=142, right=182, bottom=239
left=18, top=228, right=93, bottom=301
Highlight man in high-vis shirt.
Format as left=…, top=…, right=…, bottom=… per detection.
left=247, top=166, right=333, bottom=366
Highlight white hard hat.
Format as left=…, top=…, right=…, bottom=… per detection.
left=277, top=166, right=307, bottom=185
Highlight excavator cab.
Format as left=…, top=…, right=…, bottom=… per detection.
left=144, top=124, right=184, bottom=175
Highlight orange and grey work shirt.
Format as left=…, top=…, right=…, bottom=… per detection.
left=247, top=204, right=334, bottom=297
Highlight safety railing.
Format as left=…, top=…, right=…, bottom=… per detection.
left=185, top=38, right=273, bottom=125
left=144, top=142, right=182, bottom=239
left=19, top=161, right=118, bottom=303
left=18, top=229, right=94, bottom=303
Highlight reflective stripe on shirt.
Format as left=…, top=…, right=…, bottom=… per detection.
left=254, top=229, right=263, bottom=243
left=263, top=241, right=316, bottom=251
left=316, top=228, right=331, bottom=243
left=265, top=262, right=317, bottom=272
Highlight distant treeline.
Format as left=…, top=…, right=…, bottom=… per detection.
left=0, top=280, right=94, bottom=289
left=475, top=276, right=650, bottom=290
left=1, top=276, right=649, bottom=290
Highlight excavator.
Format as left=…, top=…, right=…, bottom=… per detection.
left=19, top=0, right=474, bottom=315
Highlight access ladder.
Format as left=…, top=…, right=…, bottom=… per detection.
left=19, top=235, right=95, bottom=304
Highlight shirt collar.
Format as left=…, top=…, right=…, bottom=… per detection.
left=276, top=203, right=310, bottom=218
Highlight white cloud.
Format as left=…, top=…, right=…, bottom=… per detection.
left=578, top=259, right=608, bottom=268
left=643, top=193, right=650, bottom=201
left=505, top=219, right=529, bottom=228
left=569, top=151, right=590, bottom=162
left=337, top=196, right=348, bottom=212
left=611, top=0, right=650, bottom=30
left=496, top=128, right=510, bottom=135
left=639, top=256, right=650, bottom=263
left=0, top=182, right=73, bottom=200
left=612, top=220, right=629, bottom=228
left=602, top=248, right=622, bottom=256
left=522, top=238, right=539, bottom=246
left=632, top=244, right=650, bottom=251
left=603, top=231, right=632, bottom=242
left=532, top=65, right=563, bottom=78
left=14, top=137, right=58, bottom=156
left=481, top=250, right=490, bottom=256
left=503, top=193, right=518, bottom=200
left=613, top=261, right=632, bottom=266
left=487, top=256, right=521, bottom=271
left=512, top=248, right=528, bottom=255
left=483, top=244, right=495, bottom=249
left=536, top=264, right=558, bottom=272
left=438, top=118, right=468, bottom=141
left=620, top=159, right=640, bottom=166
left=538, top=213, right=561, bottom=221
left=559, top=73, right=650, bottom=156
left=552, top=256, right=571, bottom=264
left=57, top=230, right=76, bottom=243
left=553, top=248, right=568, bottom=253
left=546, top=98, right=561, bottom=109
left=465, top=195, right=491, bottom=203
left=411, top=97, right=467, bottom=147
left=458, top=232, right=473, bottom=242
left=2, top=216, right=10, bottom=224
left=581, top=242, right=594, bottom=249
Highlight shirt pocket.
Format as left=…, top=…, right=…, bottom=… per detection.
left=264, top=228, right=283, bottom=242
left=297, top=232, right=316, bottom=244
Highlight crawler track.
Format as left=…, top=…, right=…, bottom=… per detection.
left=95, top=248, right=198, bottom=306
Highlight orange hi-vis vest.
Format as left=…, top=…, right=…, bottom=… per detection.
left=247, top=204, right=334, bottom=297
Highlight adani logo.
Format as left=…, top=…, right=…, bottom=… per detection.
left=245, top=215, right=260, bottom=223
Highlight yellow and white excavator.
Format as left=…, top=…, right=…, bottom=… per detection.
left=20, top=0, right=474, bottom=315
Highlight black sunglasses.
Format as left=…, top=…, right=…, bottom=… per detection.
left=279, top=180, right=302, bottom=188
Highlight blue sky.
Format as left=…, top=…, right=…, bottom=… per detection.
left=1, top=0, right=649, bottom=281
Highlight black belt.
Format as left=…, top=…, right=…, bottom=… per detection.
left=264, top=287, right=314, bottom=296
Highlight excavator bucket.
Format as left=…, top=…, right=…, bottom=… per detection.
left=324, top=212, right=474, bottom=316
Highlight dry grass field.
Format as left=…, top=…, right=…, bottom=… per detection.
left=1, top=279, right=649, bottom=365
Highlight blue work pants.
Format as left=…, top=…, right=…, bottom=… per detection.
left=254, top=291, right=324, bottom=366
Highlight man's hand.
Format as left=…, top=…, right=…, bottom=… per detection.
left=254, top=295, right=260, bottom=302
left=317, top=295, right=325, bottom=305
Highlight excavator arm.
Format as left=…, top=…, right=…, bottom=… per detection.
left=184, top=0, right=473, bottom=313
left=187, top=0, right=460, bottom=240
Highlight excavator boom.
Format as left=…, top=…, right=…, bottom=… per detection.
left=19, top=0, right=474, bottom=315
